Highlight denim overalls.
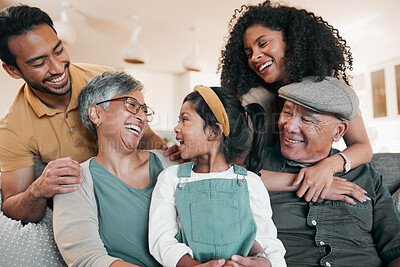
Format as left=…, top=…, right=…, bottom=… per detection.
left=175, top=162, right=257, bottom=262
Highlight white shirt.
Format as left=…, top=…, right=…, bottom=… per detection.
left=149, top=165, right=287, bottom=267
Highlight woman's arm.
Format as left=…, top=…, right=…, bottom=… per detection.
left=341, top=114, right=373, bottom=167
left=260, top=169, right=369, bottom=204
left=292, top=114, right=372, bottom=202
left=259, top=170, right=297, bottom=191
left=53, top=163, right=121, bottom=266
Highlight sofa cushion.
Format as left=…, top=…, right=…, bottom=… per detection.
left=393, top=188, right=400, bottom=213
left=0, top=175, right=65, bottom=266
left=0, top=207, right=66, bottom=266
left=371, top=153, right=400, bottom=195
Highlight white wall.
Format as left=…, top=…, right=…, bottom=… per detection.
left=0, top=70, right=24, bottom=118
left=354, top=57, right=400, bottom=153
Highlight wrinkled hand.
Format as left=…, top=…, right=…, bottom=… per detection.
left=196, top=259, right=226, bottom=267
left=224, top=255, right=270, bottom=267
left=294, top=162, right=335, bottom=202
left=31, top=157, right=82, bottom=199
left=163, top=144, right=186, bottom=163
left=325, top=177, right=370, bottom=205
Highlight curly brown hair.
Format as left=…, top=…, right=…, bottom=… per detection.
left=218, top=1, right=353, bottom=96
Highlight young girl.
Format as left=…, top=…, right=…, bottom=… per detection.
left=148, top=85, right=286, bottom=267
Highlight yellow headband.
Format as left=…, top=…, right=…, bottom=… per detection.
left=194, top=85, right=230, bottom=137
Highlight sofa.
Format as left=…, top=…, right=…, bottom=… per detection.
left=0, top=158, right=65, bottom=267
left=0, top=153, right=399, bottom=266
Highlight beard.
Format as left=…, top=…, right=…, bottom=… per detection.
left=23, top=62, right=72, bottom=96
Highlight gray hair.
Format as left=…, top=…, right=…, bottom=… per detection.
left=78, top=71, right=144, bottom=142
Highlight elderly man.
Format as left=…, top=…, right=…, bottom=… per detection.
left=0, top=5, right=166, bottom=223
left=260, top=76, right=400, bottom=267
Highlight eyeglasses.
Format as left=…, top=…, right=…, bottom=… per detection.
left=96, top=96, right=155, bottom=122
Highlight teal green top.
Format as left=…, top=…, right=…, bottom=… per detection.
left=90, top=152, right=163, bottom=267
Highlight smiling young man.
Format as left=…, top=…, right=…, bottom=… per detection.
left=259, top=76, right=400, bottom=266
left=0, top=5, right=165, bottom=223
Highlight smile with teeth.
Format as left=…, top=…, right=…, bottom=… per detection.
left=50, top=72, right=66, bottom=83
left=259, top=61, right=272, bottom=72
left=124, top=124, right=141, bottom=135
left=176, top=139, right=184, bottom=145
left=285, top=137, right=302, bottom=144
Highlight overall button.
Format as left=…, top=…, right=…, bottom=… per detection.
left=325, top=262, right=331, bottom=267
left=72, top=128, right=75, bottom=133
left=311, top=220, right=317, bottom=226
left=65, top=114, right=68, bottom=118
left=319, top=241, right=325, bottom=246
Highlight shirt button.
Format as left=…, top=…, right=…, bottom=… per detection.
left=311, top=220, right=317, bottom=226
left=325, top=262, right=331, bottom=267
left=319, top=241, right=325, bottom=246
left=65, top=114, right=68, bottom=118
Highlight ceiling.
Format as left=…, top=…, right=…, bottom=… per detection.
left=2, top=0, right=400, bottom=75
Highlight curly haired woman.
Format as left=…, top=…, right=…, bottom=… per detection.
left=219, top=0, right=372, bottom=203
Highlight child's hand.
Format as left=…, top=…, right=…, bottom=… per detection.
left=226, top=255, right=271, bottom=267
left=248, top=241, right=263, bottom=257
left=294, top=159, right=336, bottom=202
left=325, top=177, right=370, bottom=205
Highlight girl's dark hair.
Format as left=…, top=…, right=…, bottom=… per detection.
left=183, top=87, right=266, bottom=173
left=0, top=5, right=55, bottom=68
left=219, top=0, right=353, bottom=96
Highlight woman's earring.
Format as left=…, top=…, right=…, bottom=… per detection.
left=207, top=131, right=215, bottom=140
left=96, top=122, right=101, bottom=127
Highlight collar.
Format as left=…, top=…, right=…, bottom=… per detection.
left=25, top=64, right=84, bottom=117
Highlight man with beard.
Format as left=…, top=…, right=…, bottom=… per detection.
left=0, top=5, right=165, bottom=223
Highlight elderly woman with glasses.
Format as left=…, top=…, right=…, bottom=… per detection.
left=52, top=71, right=177, bottom=267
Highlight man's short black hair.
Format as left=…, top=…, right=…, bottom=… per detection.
left=0, top=5, right=56, bottom=68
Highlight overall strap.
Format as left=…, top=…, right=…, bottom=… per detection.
left=233, top=164, right=247, bottom=187
left=178, top=162, right=195, bottom=178
left=233, top=164, right=247, bottom=176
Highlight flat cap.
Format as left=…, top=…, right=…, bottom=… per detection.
left=278, top=76, right=359, bottom=121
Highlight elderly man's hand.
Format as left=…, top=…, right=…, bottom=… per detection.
left=325, top=177, right=370, bottom=205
